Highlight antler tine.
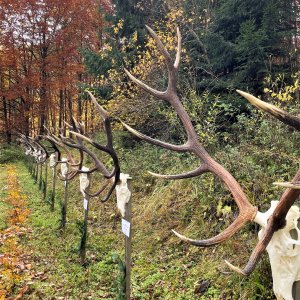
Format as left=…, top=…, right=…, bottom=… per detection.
left=124, top=69, right=167, bottom=100
left=145, top=25, right=173, bottom=67
left=148, top=164, right=209, bottom=179
left=48, top=130, right=83, bottom=170
left=69, top=131, right=108, bottom=153
left=123, top=27, right=181, bottom=100
left=125, top=26, right=262, bottom=267
left=83, top=180, right=111, bottom=198
left=87, top=91, right=115, bottom=148
left=237, top=90, right=300, bottom=130
left=44, top=134, right=61, bottom=159
left=172, top=210, right=257, bottom=247
left=61, top=133, right=110, bottom=177
left=121, top=121, right=188, bottom=152
left=87, top=91, right=107, bottom=121
left=174, top=27, right=182, bottom=70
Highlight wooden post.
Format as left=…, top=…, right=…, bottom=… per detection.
left=43, top=162, right=48, bottom=200
left=39, top=163, right=43, bottom=190
left=79, top=168, right=90, bottom=265
left=60, top=160, right=69, bottom=229
left=124, top=180, right=132, bottom=300
left=80, top=190, right=89, bottom=265
left=35, top=162, right=38, bottom=183
left=51, top=165, right=56, bottom=211
left=61, top=180, right=68, bottom=230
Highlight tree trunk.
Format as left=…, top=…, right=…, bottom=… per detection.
left=2, top=97, right=11, bottom=144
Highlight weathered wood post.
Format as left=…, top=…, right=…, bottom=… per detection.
left=116, top=173, right=132, bottom=300
left=60, top=158, right=69, bottom=230
left=43, top=162, right=48, bottom=200
left=35, top=161, right=38, bottom=183
left=79, top=166, right=90, bottom=265
left=49, top=153, right=57, bottom=211
left=39, top=162, right=43, bottom=190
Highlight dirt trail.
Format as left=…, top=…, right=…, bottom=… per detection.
left=0, top=165, right=33, bottom=300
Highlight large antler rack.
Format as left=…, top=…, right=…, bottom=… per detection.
left=26, top=136, right=48, bottom=164
left=18, top=134, right=35, bottom=155
left=224, top=90, right=300, bottom=275
left=122, top=25, right=292, bottom=276
left=44, top=126, right=83, bottom=181
left=59, top=91, right=120, bottom=202
left=43, top=127, right=62, bottom=160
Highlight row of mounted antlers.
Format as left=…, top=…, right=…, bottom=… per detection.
left=18, top=91, right=120, bottom=204
left=19, top=26, right=300, bottom=278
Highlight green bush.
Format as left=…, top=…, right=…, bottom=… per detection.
left=0, top=145, right=26, bottom=164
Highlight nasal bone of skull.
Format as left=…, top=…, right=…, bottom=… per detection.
left=116, top=173, right=132, bottom=217
left=79, top=166, right=90, bottom=196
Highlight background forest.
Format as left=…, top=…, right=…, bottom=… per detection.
left=1, top=0, right=299, bottom=141
left=1, top=0, right=300, bottom=299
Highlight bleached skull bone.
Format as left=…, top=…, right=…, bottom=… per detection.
left=254, top=201, right=300, bottom=300
left=49, top=153, right=57, bottom=168
left=60, top=157, right=68, bottom=178
left=32, top=148, right=39, bottom=158
left=116, top=173, right=131, bottom=217
left=79, top=166, right=90, bottom=197
left=38, top=152, right=47, bottom=163
left=25, top=149, right=31, bottom=156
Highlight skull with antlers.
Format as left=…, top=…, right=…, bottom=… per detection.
left=123, top=25, right=300, bottom=287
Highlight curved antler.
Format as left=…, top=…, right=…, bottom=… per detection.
left=45, top=127, right=83, bottom=181
left=220, top=90, right=300, bottom=275
left=124, top=26, right=257, bottom=251
left=62, top=92, right=120, bottom=202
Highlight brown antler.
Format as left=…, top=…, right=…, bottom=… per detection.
left=27, top=136, right=49, bottom=164
left=222, top=90, right=300, bottom=275
left=60, top=93, right=120, bottom=202
left=124, top=25, right=257, bottom=249
left=45, top=127, right=83, bottom=181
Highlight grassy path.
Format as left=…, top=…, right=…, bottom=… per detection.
left=1, top=163, right=120, bottom=300
left=0, top=164, right=32, bottom=299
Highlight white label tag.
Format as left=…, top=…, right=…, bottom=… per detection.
left=83, top=198, right=88, bottom=210
left=121, top=219, right=131, bottom=237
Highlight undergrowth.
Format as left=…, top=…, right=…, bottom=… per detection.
left=2, top=111, right=300, bottom=298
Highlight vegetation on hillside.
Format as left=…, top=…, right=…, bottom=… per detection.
left=0, top=0, right=300, bottom=299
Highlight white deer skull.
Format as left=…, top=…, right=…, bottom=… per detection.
left=79, top=166, right=90, bottom=197
left=60, top=157, right=68, bottom=178
left=254, top=201, right=300, bottom=300
left=116, top=173, right=131, bottom=217
left=49, top=153, right=57, bottom=168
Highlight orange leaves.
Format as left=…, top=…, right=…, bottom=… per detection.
left=0, top=166, right=31, bottom=299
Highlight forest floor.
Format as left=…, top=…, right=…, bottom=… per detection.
left=0, top=135, right=279, bottom=300
left=0, top=163, right=120, bottom=299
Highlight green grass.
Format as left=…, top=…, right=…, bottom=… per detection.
left=16, top=162, right=122, bottom=299
left=3, top=115, right=293, bottom=299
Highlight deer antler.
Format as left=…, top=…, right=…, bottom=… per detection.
left=125, top=25, right=257, bottom=245
left=222, top=90, right=300, bottom=275
left=123, top=26, right=263, bottom=273
left=27, top=136, right=48, bottom=164
left=45, top=126, right=83, bottom=181
left=60, top=92, right=120, bottom=202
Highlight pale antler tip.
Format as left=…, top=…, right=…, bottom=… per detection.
left=273, top=181, right=300, bottom=189
left=224, top=260, right=246, bottom=275
left=171, top=229, right=190, bottom=242
left=148, top=170, right=161, bottom=177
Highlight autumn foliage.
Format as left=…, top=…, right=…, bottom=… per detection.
left=0, top=0, right=111, bottom=142
left=0, top=166, right=31, bottom=299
